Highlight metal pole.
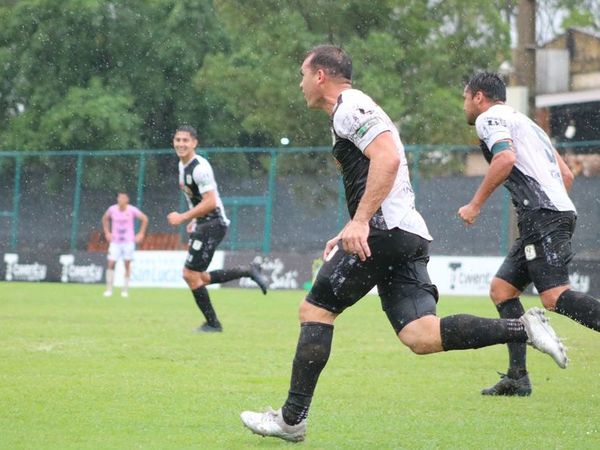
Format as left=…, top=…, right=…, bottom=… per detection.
left=136, top=152, right=146, bottom=209
left=9, top=155, right=23, bottom=251
left=70, top=153, right=84, bottom=251
left=263, top=150, right=277, bottom=254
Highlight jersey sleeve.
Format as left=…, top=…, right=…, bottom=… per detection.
left=193, top=161, right=217, bottom=194
left=130, top=205, right=143, bottom=218
left=333, top=98, right=391, bottom=152
left=475, top=114, right=512, bottom=154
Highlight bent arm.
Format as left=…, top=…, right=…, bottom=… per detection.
left=138, top=212, right=149, bottom=235
left=554, top=149, right=574, bottom=192
left=469, top=143, right=515, bottom=209
left=353, top=131, right=400, bottom=223
left=102, top=212, right=111, bottom=239
left=182, top=190, right=218, bottom=222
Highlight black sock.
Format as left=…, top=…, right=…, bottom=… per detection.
left=555, top=290, right=600, bottom=332
left=208, top=267, right=249, bottom=284
left=497, top=298, right=527, bottom=379
left=192, top=286, right=220, bottom=327
left=281, top=322, right=334, bottom=426
left=440, top=314, right=527, bottom=351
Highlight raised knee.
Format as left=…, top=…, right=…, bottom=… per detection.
left=489, top=284, right=505, bottom=303
left=183, top=269, right=208, bottom=289
left=539, top=296, right=557, bottom=311
left=406, top=341, right=431, bottom=355
left=399, top=334, right=434, bottom=355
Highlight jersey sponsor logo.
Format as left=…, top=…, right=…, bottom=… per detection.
left=485, top=117, right=506, bottom=127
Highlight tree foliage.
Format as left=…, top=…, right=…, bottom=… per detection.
left=0, top=0, right=596, bottom=152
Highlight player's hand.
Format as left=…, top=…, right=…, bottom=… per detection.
left=104, top=232, right=112, bottom=243
left=458, top=203, right=480, bottom=226
left=323, top=236, right=340, bottom=261
left=340, top=219, right=371, bottom=261
left=135, top=232, right=145, bottom=244
left=167, top=211, right=185, bottom=226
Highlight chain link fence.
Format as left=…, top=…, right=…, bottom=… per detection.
left=1, top=144, right=599, bottom=258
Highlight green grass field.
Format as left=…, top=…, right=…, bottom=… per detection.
left=1, top=282, right=599, bottom=449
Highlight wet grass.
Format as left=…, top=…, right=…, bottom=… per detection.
left=1, top=282, right=599, bottom=449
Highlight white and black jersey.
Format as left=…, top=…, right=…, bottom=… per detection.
left=179, top=154, right=230, bottom=227
left=476, top=104, right=576, bottom=219
left=331, top=89, right=432, bottom=241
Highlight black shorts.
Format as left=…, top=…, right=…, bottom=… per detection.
left=496, top=210, right=576, bottom=293
left=184, top=220, right=227, bottom=272
left=306, top=228, right=438, bottom=333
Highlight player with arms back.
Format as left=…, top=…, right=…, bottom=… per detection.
left=167, top=125, right=268, bottom=333
left=102, top=192, right=148, bottom=298
left=460, top=72, right=600, bottom=396
left=240, top=45, right=567, bottom=442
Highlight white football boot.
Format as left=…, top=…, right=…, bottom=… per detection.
left=240, top=407, right=306, bottom=442
left=520, top=307, right=568, bottom=369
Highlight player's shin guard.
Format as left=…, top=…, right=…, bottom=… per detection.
left=555, top=290, right=600, bottom=332
left=282, top=322, right=333, bottom=426
left=497, top=298, right=527, bottom=378
left=440, top=315, right=527, bottom=351
left=192, top=286, right=220, bottom=327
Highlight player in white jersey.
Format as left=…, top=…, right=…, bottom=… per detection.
left=167, top=125, right=268, bottom=333
left=240, top=45, right=567, bottom=443
left=460, top=72, right=600, bottom=396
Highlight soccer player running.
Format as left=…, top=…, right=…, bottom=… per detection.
left=459, top=72, right=600, bottom=396
left=167, top=125, right=268, bottom=333
left=102, top=192, right=148, bottom=298
left=240, top=45, right=567, bottom=442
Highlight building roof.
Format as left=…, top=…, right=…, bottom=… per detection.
left=536, top=88, right=600, bottom=107
left=542, top=27, right=600, bottom=47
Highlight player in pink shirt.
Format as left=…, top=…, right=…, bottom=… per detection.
left=101, top=192, right=149, bottom=297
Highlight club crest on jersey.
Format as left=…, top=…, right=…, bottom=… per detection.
left=524, top=244, right=537, bottom=261
left=186, top=174, right=192, bottom=185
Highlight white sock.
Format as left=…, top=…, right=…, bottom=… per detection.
left=123, top=276, right=130, bottom=293
left=106, top=269, right=114, bottom=292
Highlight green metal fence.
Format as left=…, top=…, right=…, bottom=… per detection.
left=1, top=141, right=598, bottom=255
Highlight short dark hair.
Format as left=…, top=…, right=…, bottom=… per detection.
left=306, top=45, right=352, bottom=81
left=174, top=124, right=198, bottom=140
left=466, top=72, right=506, bottom=102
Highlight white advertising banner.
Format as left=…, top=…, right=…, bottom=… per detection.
left=113, top=250, right=225, bottom=288
left=428, top=255, right=504, bottom=296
